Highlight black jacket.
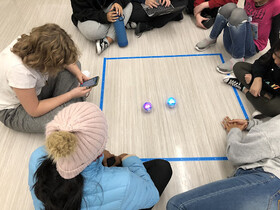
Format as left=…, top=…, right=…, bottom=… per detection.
left=252, top=49, right=280, bottom=95
left=70, top=0, right=130, bottom=26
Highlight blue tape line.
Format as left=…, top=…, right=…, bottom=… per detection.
left=232, top=87, right=249, bottom=120
left=140, top=157, right=228, bottom=162
left=106, top=53, right=223, bottom=60
left=99, top=58, right=107, bottom=111
left=100, top=53, right=248, bottom=162
left=218, top=54, right=249, bottom=120
left=219, top=54, right=225, bottom=63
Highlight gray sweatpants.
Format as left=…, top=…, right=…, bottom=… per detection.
left=77, top=3, right=133, bottom=41
left=234, top=62, right=280, bottom=117
left=0, top=63, right=84, bottom=133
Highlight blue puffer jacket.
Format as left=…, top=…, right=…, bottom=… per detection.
left=28, top=146, right=159, bottom=210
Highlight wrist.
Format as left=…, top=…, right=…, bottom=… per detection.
left=66, top=91, right=74, bottom=100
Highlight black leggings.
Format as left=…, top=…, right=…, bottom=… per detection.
left=142, top=159, right=173, bottom=210
left=234, top=62, right=280, bottom=117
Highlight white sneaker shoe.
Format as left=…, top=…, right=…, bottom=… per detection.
left=96, top=38, right=110, bottom=55
left=223, top=75, right=244, bottom=90
left=252, top=110, right=266, bottom=119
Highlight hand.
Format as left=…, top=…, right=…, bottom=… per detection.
left=222, top=116, right=248, bottom=132
left=102, top=150, right=123, bottom=167
left=69, top=86, right=91, bottom=98
left=195, top=13, right=208, bottom=29
left=249, top=77, right=262, bottom=97
left=117, top=153, right=129, bottom=160
left=159, top=0, right=171, bottom=7
left=77, top=73, right=90, bottom=84
left=102, top=150, right=114, bottom=166
left=229, top=118, right=248, bottom=129
left=194, top=2, right=209, bottom=16
left=110, top=3, right=123, bottom=16
left=107, top=10, right=119, bottom=22
left=145, top=0, right=159, bottom=8
left=244, top=74, right=252, bottom=84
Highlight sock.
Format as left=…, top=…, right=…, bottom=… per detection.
left=103, top=37, right=110, bottom=46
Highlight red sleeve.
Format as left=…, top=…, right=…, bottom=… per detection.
left=194, top=0, right=206, bottom=8
left=208, top=0, right=238, bottom=9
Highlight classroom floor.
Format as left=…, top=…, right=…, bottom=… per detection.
left=0, top=0, right=268, bottom=209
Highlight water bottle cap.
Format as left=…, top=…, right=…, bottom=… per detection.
left=118, top=15, right=125, bottom=21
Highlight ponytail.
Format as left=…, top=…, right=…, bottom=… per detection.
left=33, top=157, right=84, bottom=210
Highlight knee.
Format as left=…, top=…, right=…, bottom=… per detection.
left=124, top=2, right=133, bottom=12
left=78, top=22, right=106, bottom=41
left=233, top=62, right=243, bottom=77
left=155, top=159, right=173, bottom=178
left=228, top=8, right=248, bottom=26
left=166, top=194, right=182, bottom=210
left=123, top=2, right=133, bottom=20
left=82, top=29, right=103, bottom=41
left=219, top=3, right=237, bottom=19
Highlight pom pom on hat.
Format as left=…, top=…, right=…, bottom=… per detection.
left=46, top=131, right=78, bottom=160
left=46, top=102, right=108, bottom=179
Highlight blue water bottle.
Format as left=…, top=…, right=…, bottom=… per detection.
left=113, top=15, right=128, bottom=47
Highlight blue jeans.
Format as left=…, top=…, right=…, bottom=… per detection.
left=167, top=168, right=280, bottom=210
left=209, top=13, right=257, bottom=59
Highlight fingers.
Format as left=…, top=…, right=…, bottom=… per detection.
left=108, top=11, right=119, bottom=22
left=119, top=8, right=123, bottom=16
left=229, top=119, right=245, bottom=124
left=165, top=0, right=171, bottom=7
left=148, top=0, right=159, bottom=8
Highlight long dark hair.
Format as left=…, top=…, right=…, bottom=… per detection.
left=260, top=39, right=280, bottom=64
left=33, top=157, right=84, bottom=210
left=271, top=39, right=280, bottom=54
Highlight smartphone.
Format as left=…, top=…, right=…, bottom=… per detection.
left=80, top=76, right=99, bottom=88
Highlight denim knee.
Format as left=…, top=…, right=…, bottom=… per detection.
left=229, top=8, right=248, bottom=26
left=219, top=3, right=237, bottom=19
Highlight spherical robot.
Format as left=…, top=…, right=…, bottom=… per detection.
left=143, top=102, right=152, bottom=113
left=167, top=97, right=176, bottom=108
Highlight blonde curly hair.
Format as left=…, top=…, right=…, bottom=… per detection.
left=11, top=23, right=79, bottom=77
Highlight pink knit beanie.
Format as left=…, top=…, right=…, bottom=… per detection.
left=45, top=102, right=108, bottom=179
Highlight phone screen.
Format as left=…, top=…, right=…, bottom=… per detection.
left=80, top=76, right=99, bottom=88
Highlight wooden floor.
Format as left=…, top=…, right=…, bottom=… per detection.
left=0, top=0, right=267, bottom=209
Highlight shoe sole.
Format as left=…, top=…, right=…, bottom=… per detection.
left=96, top=41, right=102, bottom=55
left=222, top=76, right=235, bottom=83
left=216, top=66, right=233, bottom=75
left=252, top=114, right=266, bottom=119
left=195, top=42, right=216, bottom=52
left=96, top=46, right=101, bottom=55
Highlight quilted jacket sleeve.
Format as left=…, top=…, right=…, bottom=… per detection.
left=121, top=156, right=160, bottom=210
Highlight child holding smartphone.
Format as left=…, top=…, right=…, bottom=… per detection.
left=0, top=23, right=91, bottom=133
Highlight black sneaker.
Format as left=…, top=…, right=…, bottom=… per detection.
left=96, top=38, right=109, bottom=55
left=223, top=75, right=244, bottom=90
left=135, top=22, right=154, bottom=37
